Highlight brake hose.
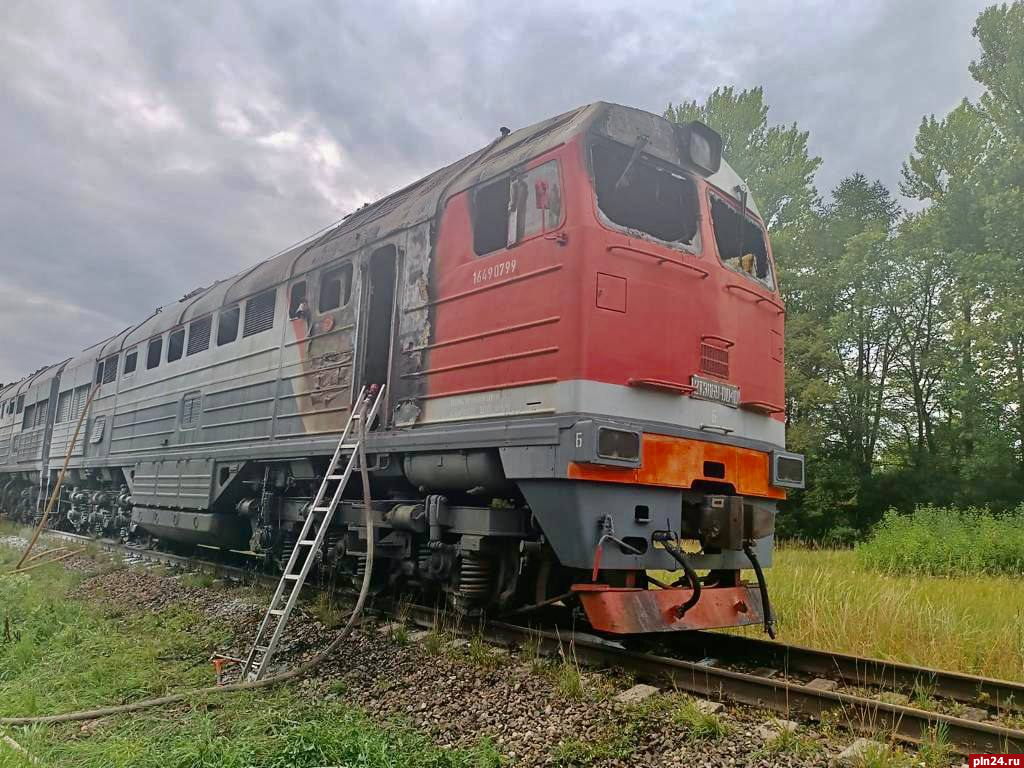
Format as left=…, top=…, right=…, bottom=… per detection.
left=743, top=542, right=776, bottom=639
left=652, top=532, right=701, bottom=617
left=0, top=420, right=378, bottom=727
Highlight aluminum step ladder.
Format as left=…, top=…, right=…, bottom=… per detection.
left=241, top=384, right=386, bottom=681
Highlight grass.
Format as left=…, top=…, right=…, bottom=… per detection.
left=674, top=545, right=1024, bottom=681
left=0, top=545, right=504, bottom=768
left=757, top=727, right=819, bottom=759
left=858, top=505, right=1024, bottom=577
left=668, top=695, right=729, bottom=741
left=550, top=733, right=634, bottom=766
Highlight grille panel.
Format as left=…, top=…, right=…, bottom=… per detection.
left=700, top=343, right=730, bottom=379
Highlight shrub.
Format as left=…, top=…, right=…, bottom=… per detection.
left=857, top=504, right=1024, bottom=577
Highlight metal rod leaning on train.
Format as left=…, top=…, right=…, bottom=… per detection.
left=13, top=383, right=100, bottom=571
left=0, top=415, right=377, bottom=728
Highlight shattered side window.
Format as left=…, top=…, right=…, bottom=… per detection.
left=591, top=140, right=700, bottom=248
left=508, top=161, right=562, bottom=246
left=710, top=195, right=775, bottom=290
left=472, top=160, right=563, bottom=256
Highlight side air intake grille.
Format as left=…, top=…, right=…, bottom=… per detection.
left=700, top=343, right=730, bottom=379
left=243, top=290, right=276, bottom=338
left=187, top=316, right=212, bottom=355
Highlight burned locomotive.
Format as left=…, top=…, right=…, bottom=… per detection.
left=0, top=103, right=803, bottom=635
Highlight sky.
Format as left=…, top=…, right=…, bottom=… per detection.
left=0, top=0, right=989, bottom=383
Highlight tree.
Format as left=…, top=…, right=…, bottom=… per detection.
left=665, top=87, right=821, bottom=230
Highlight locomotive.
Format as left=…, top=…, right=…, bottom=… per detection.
left=0, top=102, right=803, bottom=635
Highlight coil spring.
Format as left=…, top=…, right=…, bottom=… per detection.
left=354, top=553, right=368, bottom=579
left=458, top=552, right=492, bottom=602
left=279, top=531, right=298, bottom=567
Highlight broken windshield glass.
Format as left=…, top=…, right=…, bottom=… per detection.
left=591, top=140, right=700, bottom=248
left=710, top=194, right=774, bottom=290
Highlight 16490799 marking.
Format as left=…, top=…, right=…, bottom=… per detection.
left=472, top=259, right=516, bottom=285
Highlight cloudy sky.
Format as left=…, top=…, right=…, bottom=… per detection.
left=0, top=0, right=988, bottom=383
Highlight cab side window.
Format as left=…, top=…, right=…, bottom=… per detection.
left=710, top=194, right=774, bottom=289
left=289, top=281, right=308, bottom=319
left=319, top=265, right=352, bottom=312
left=472, top=160, right=562, bottom=256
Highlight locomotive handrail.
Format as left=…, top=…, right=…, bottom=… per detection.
left=740, top=399, right=785, bottom=415
left=724, top=282, right=785, bottom=315
left=607, top=245, right=709, bottom=279
left=700, top=334, right=735, bottom=349
left=627, top=377, right=696, bottom=395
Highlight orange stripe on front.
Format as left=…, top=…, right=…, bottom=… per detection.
left=567, top=433, right=785, bottom=500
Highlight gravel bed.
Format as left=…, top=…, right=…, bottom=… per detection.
left=1, top=540, right=961, bottom=767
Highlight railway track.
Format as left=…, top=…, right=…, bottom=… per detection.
left=19, top=528, right=1024, bottom=754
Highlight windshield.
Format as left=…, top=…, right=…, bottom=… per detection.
left=710, top=194, right=774, bottom=290
left=591, top=140, right=700, bottom=248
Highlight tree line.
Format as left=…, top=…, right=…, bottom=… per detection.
left=666, top=2, right=1024, bottom=542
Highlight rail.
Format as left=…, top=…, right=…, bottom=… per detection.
left=18, top=529, right=1024, bottom=754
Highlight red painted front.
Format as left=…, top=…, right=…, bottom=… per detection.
left=572, top=583, right=764, bottom=634
left=428, top=136, right=785, bottom=422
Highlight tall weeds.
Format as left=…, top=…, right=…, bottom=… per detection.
left=857, top=505, right=1024, bottom=577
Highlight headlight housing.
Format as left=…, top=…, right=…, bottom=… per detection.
left=771, top=450, right=805, bottom=489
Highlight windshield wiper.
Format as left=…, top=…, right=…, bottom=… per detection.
left=613, top=134, right=649, bottom=192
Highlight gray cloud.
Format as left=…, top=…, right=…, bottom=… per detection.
left=0, top=0, right=990, bottom=382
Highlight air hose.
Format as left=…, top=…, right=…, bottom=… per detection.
left=651, top=532, right=701, bottom=617
left=743, top=542, right=776, bottom=639
left=0, top=424, right=377, bottom=727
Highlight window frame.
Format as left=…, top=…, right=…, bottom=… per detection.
left=217, top=306, right=240, bottom=346
left=167, top=327, right=186, bottom=363
left=123, top=348, right=138, bottom=375
left=146, top=337, right=163, bottom=370
left=588, top=137, right=702, bottom=253
left=706, top=189, right=776, bottom=292
left=318, top=263, right=353, bottom=313
left=470, top=156, right=566, bottom=258
left=288, top=280, right=308, bottom=319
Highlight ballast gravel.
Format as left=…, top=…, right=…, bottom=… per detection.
left=2, top=541, right=960, bottom=768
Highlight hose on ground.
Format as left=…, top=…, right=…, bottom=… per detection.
left=0, top=415, right=377, bottom=727
left=743, top=542, right=775, bottom=639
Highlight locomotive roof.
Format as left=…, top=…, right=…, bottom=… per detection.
left=32, top=103, right=760, bottom=371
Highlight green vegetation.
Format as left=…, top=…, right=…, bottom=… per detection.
left=550, top=734, right=633, bottom=767
left=729, top=547, right=1024, bottom=681
left=668, top=696, right=730, bottom=741
left=757, top=728, right=820, bottom=760
left=667, top=2, right=1024, bottom=541
left=858, top=505, right=1024, bottom=576
left=0, top=547, right=502, bottom=768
